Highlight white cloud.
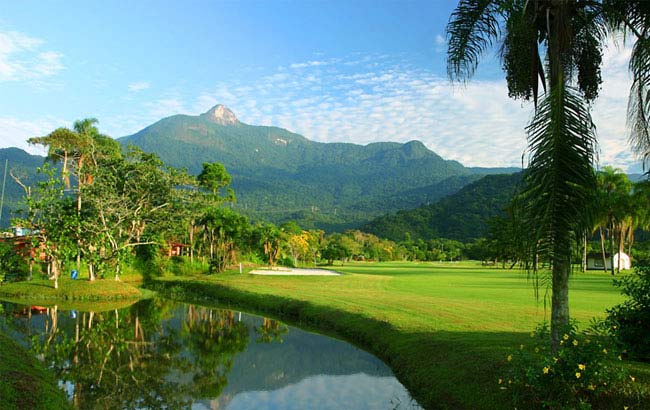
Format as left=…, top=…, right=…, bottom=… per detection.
left=0, top=30, right=64, bottom=82
left=128, top=81, right=150, bottom=92
left=0, top=116, right=62, bottom=155
left=435, top=34, right=446, bottom=52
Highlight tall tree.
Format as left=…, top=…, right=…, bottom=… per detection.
left=595, top=166, right=633, bottom=274
left=447, top=0, right=649, bottom=347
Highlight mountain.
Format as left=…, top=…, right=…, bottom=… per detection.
left=119, top=104, right=502, bottom=230
left=0, top=148, right=49, bottom=228
left=361, top=172, right=523, bottom=242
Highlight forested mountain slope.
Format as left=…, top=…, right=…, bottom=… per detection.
left=362, top=172, right=523, bottom=241
left=119, top=105, right=505, bottom=229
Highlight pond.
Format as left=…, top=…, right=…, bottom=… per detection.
left=0, top=299, right=422, bottom=409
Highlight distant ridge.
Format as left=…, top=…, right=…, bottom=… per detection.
left=362, top=172, right=523, bottom=241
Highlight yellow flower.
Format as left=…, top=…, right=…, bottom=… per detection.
left=507, top=355, right=512, bottom=362
left=553, top=357, right=559, bottom=363
left=578, top=364, right=586, bottom=370
left=543, top=366, right=550, bottom=374
left=576, top=372, right=582, bottom=379
left=573, top=339, right=579, bottom=346
left=498, top=378, right=503, bottom=384
left=563, top=334, right=570, bottom=340
left=588, top=384, right=596, bottom=391
left=603, top=348, right=608, bottom=354
left=624, top=406, right=629, bottom=410
left=560, top=340, right=564, bottom=345
left=618, top=355, right=623, bottom=361
left=629, top=375, right=636, bottom=382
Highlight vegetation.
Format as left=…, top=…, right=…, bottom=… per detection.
left=603, top=266, right=650, bottom=361
left=446, top=0, right=650, bottom=348
left=363, top=172, right=522, bottom=241
left=503, top=322, right=636, bottom=410
left=147, top=262, right=649, bottom=410
left=0, top=332, right=71, bottom=410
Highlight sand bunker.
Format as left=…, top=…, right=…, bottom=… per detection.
left=249, top=267, right=341, bottom=276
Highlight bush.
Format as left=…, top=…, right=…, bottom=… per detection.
left=502, top=322, right=633, bottom=410
left=604, top=266, right=650, bottom=361
left=0, top=241, right=30, bottom=283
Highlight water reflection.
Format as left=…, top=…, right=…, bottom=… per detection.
left=0, top=300, right=421, bottom=409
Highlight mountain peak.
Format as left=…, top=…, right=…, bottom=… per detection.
left=202, top=104, right=238, bottom=125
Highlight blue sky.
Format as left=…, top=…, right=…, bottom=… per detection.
left=0, top=0, right=641, bottom=171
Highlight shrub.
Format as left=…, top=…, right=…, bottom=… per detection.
left=604, top=266, right=650, bottom=361
left=502, top=322, right=633, bottom=410
left=0, top=241, right=29, bottom=283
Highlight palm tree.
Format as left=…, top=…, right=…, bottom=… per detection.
left=447, top=0, right=649, bottom=347
left=595, top=166, right=632, bottom=274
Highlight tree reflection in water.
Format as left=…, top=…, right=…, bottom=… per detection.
left=255, top=317, right=288, bottom=344
left=2, top=300, right=259, bottom=409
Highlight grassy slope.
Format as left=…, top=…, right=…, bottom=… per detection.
left=0, top=333, right=71, bottom=410
left=150, top=261, right=650, bottom=410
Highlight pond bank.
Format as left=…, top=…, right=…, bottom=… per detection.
left=0, top=332, right=71, bottom=410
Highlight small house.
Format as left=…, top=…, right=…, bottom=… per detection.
left=586, top=252, right=631, bottom=271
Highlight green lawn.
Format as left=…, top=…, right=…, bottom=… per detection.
left=150, top=261, right=649, bottom=410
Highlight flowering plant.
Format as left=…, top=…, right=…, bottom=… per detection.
left=501, top=322, right=633, bottom=409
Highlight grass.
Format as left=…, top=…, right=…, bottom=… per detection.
left=148, top=261, right=650, bottom=410
left=0, top=274, right=143, bottom=301
left=0, top=333, right=71, bottom=410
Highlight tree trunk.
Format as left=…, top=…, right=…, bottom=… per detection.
left=599, top=227, right=607, bottom=272
left=618, top=224, right=625, bottom=272
left=551, top=254, right=570, bottom=350
left=609, top=223, right=616, bottom=276
left=582, top=234, right=587, bottom=273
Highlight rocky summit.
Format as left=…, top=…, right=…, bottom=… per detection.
left=202, top=104, right=239, bottom=125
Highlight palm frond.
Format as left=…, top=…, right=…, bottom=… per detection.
left=628, top=36, right=650, bottom=167
left=522, top=84, right=597, bottom=267
left=500, top=1, right=545, bottom=104
left=446, top=0, right=503, bottom=81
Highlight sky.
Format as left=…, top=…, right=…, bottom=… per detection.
left=0, top=0, right=643, bottom=172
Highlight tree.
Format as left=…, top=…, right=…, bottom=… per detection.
left=200, top=207, right=249, bottom=273
left=595, top=167, right=633, bottom=274
left=29, top=119, right=121, bottom=278
left=254, top=223, right=285, bottom=268
left=13, top=165, right=78, bottom=288
left=84, top=147, right=181, bottom=280
left=447, top=0, right=650, bottom=347
left=197, top=162, right=235, bottom=203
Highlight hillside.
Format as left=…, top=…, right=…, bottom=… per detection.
left=0, top=148, right=49, bottom=227
left=119, top=105, right=499, bottom=229
left=362, top=172, right=523, bottom=242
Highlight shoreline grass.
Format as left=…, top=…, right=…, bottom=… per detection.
left=0, top=332, right=71, bottom=410
left=147, top=261, right=650, bottom=410
left=0, top=276, right=143, bottom=301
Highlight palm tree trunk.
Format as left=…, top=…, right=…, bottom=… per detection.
left=551, top=253, right=570, bottom=350
left=609, top=223, right=616, bottom=275
left=582, top=233, right=587, bottom=273
left=599, top=226, right=607, bottom=271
